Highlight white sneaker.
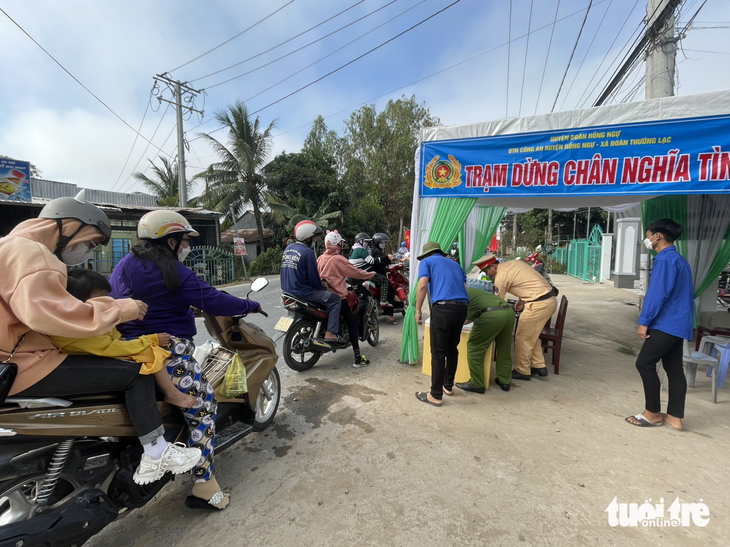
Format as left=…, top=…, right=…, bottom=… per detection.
left=133, top=442, right=202, bottom=485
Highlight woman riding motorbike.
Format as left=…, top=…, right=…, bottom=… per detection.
left=0, top=192, right=201, bottom=486
left=371, top=232, right=397, bottom=325
left=109, top=210, right=261, bottom=511
left=317, top=230, right=376, bottom=367
left=349, top=232, right=391, bottom=315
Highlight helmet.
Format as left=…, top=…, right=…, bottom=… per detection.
left=400, top=241, right=406, bottom=247
left=372, top=233, right=390, bottom=243
left=354, top=232, right=371, bottom=242
left=324, top=230, right=344, bottom=246
left=294, top=220, right=322, bottom=242
left=137, top=210, right=199, bottom=239
left=452, top=242, right=458, bottom=247
left=40, top=190, right=112, bottom=243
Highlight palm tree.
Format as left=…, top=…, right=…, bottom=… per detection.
left=196, top=100, right=275, bottom=251
left=264, top=190, right=342, bottom=230
left=133, top=156, right=195, bottom=207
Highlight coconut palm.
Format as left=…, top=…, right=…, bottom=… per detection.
left=264, top=190, right=342, bottom=230
left=133, top=156, right=195, bottom=207
left=195, top=100, right=275, bottom=251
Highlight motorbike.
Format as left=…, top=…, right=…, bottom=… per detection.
left=0, top=277, right=280, bottom=547
left=524, top=251, right=553, bottom=284
left=366, top=263, right=410, bottom=317
left=278, top=280, right=379, bottom=372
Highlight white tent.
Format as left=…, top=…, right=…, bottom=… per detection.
left=402, top=90, right=730, bottom=363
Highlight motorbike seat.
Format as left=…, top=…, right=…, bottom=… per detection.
left=281, top=292, right=327, bottom=311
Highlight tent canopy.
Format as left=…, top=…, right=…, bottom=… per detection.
left=400, top=90, right=730, bottom=364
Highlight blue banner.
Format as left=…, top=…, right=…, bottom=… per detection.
left=0, top=157, right=31, bottom=202
left=419, top=115, right=730, bottom=198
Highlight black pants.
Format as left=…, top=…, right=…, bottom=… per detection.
left=430, top=303, right=468, bottom=400
left=635, top=329, right=687, bottom=418
left=19, top=355, right=164, bottom=444
left=340, top=299, right=361, bottom=354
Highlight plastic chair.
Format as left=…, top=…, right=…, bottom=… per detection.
left=671, top=339, right=721, bottom=403
left=539, top=296, right=568, bottom=375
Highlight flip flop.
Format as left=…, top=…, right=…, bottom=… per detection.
left=416, top=391, right=441, bottom=407
left=385, top=317, right=398, bottom=325
left=625, top=414, right=663, bottom=427
left=185, top=493, right=228, bottom=511
left=443, top=387, right=453, bottom=396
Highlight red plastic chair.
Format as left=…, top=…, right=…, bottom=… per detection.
left=540, top=296, right=568, bottom=374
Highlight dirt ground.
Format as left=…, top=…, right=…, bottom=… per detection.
left=86, top=274, right=730, bottom=547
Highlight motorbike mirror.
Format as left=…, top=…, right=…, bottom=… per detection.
left=250, top=277, right=269, bottom=292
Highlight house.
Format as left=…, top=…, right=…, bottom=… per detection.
left=0, top=177, right=223, bottom=275
left=220, top=227, right=273, bottom=264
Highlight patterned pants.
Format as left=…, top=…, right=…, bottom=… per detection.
left=373, top=273, right=389, bottom=304
left=166, top=337, right=217, bottom=483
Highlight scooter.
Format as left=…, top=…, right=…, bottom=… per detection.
left=0, top=278, right=280, bottom=547
left=278, top=280, right=379, bottom=372
left=366, top=263, right=410, bottom=317
left=524, top=251, right=553, bottom=284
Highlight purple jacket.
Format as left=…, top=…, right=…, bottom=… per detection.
left=110, top=253, right=258, bottom=339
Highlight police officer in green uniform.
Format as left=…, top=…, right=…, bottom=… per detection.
left=456, top=287, right=516, bottom=393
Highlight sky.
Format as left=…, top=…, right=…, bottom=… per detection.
left=1, top=0, right=729, bottom=198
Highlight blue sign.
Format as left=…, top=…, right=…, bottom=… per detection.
left=0, top=157, right=31, bottom=202
left=419, top=115, right=730, bottom=198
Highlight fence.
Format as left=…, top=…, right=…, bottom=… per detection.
left=184, top=246, right=236, bottom=286
left=552, top=247, right=568, bottom=265
left=567, top=226, right=603, bottom=283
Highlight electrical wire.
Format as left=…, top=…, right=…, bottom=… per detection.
left=190, top=0, right=462, bottom=141
left=551, top=0, right=594, bottom=112
left=0, top=7, right=168, bottom=155
left=166, top=0, right=299, bottom=74
left=111, top=98, right=151, bottom=190
left=204, top=0, right=415, bottom=91
left=534, top=0, right=561, bottom=115
left=188, top=0, right=366, bottom=83
left=518, top=0, right=534, bottom=116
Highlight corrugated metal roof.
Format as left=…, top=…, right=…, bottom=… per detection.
left=30, top=178, right=77, bottom=199
left=30, top=178, right=157, bottom=207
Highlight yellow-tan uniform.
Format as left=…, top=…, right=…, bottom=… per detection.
left=493, top=260, right=557, bottom=375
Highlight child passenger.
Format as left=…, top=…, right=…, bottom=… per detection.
left=51, top=269, right=198, bottom=409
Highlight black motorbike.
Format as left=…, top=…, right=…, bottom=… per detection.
left=277, top=280, right=379, bottom=371
left=0, top=278, right=279, bottom=547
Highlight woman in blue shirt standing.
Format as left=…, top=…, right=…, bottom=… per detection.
left=626, top=218, right=694, bottom=431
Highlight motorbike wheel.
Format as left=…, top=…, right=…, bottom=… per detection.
left=0, top=473, right=83, bottom=525
left=283, top=318, right=322, bottom=372
left=253, top=367, right=281, bottom=431
left=366, top=308, right=379, bottom=346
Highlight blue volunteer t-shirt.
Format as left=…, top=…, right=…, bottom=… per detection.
left=418, top=254, right=468, bottom=303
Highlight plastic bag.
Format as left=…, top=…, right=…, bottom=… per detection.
left=219, top=353, right=248, bottom=398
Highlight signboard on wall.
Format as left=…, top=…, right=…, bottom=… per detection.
left=419, top=114, right=730, bottom=198
left=233, top=237, right=247, bottom=256
left=0, top=157, right=31, bottom=202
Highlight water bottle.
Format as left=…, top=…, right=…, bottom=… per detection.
left=193, top=340, right=214, bottom=364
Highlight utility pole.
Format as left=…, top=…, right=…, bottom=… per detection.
left=154, top=74, right=204, bottom=207
left=512, top=213, right=517, bottom=254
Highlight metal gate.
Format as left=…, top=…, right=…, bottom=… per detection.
left=567, top=226, right=603, bottom=283
left=184, top=246, right=236, bottom=286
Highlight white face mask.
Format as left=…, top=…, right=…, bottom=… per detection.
left=644, top=235, right=657, bottom=250
left=61, top=244, right=93, bottom=266
left=178, top=246, right=191, bottom=263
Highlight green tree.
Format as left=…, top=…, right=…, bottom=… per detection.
left=133, top=156, right=195, bottom=207
left=302, top=115, right=346, bottom=175
left=196, top=100, right=275, bottom=251
left=264, top=191, right=342, bottom=231
left=343, top=95, right=439, bottom=237
left=264, top=148, right=341, bottom=209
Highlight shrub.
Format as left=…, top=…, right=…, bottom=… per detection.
left=249, top=248, right=283, bottom=276
left=550, top=262, right=567, bottom=274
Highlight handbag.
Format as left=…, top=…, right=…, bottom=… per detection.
left=0, top=334, right=24, bottom=405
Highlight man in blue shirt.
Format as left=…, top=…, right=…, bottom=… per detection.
left=414, top=241, right=469, bottom=407
left=281, top=220, right=342, bottom=347
left=627, top=218, right=694, bottom=431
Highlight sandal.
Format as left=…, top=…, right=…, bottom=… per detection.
left=385, top=316, right=398, bottom=325
left=415, top=391, right=441, bottom=407
left=625, top=414, right=663, bottom=427
left=443, top=386, right=453, bottom=396
left=185, top=491, right=229, bottom=511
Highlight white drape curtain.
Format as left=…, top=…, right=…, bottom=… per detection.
left=684, top=195, right=730, bottom=290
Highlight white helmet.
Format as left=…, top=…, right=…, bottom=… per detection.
left=137, top=210, right=199, bottom=239
left=324, top=230, right=344, bottom=247
left=294, top=220, right=322, bottom=242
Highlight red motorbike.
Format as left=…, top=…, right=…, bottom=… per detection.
left=367, top=263, right=410, bottom=316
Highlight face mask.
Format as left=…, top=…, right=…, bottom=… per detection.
left=178, top=246, right=191, bottom=263
left=61, top=244, right=93, bottom=266
left=644, top=235, right=657, bottom=250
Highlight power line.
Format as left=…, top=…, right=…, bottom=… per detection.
left=0, top=7, right=168, bottom=155
left=203, top=0, right=408, bottom=91
left=188, top=0, right=366, bottom=83
left=551, top=0, right=594, bottom=112
left=558, top=0, right=614, bottom=112
left=518, top=0, right=534, bottom=116
left=166, top=0, right=299, bottom=74
left=535, top=0, right=561, bottom=115
left=111, top=98, right=151, bottom=190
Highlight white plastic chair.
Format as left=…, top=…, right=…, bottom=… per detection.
left=677, top=339, right=720, bottom=403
